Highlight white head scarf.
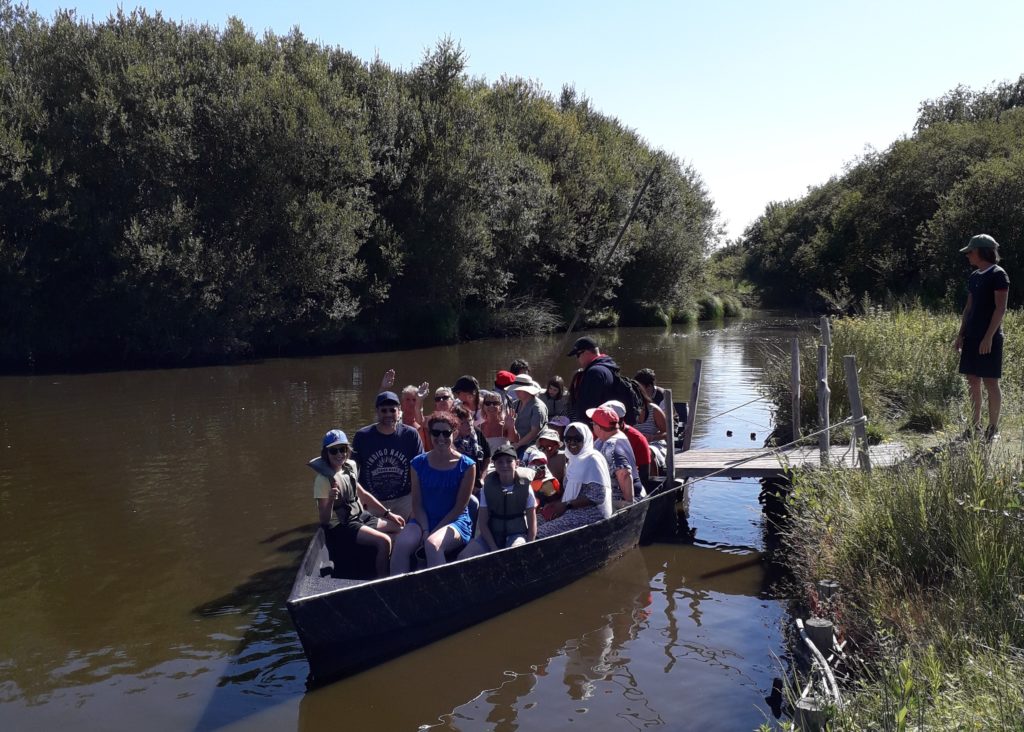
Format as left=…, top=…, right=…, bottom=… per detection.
left=563, top=422, right=612, bottom=516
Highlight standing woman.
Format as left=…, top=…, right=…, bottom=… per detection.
left=313, top=430, right=404, bottom=578
left=955, top=234, right=1009, bottom=442
left=390, top=413, right=476, bottom=574
left=537, top=422, right=611, bottom=539
left=539, top=375, right=570, bottom=418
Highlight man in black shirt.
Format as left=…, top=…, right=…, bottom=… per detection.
left=955, top=234, right=1009, bottom=442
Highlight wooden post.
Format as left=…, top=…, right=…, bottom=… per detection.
left=681, top=359, right=702, bottom=452
left=663, top=388, right=674, bottom=479
left=817, top=345, right=830, bottom=465
left=805, top=617, right=835, bottom=659
left=820, top=315, right=832, bottom=347
left=843, top=355, right=871, bottom=472
left=794, top=697, right=826, bottom=732
left=791, top=338, right=801, bottom=439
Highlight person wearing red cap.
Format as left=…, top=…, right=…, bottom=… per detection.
left=587, top=405, right=642, bottom=509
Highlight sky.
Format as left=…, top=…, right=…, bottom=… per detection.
left=19, top=0, right=1024, bottom=241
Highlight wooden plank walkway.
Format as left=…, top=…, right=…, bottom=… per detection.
left=674, top=443, right=908, bottom=479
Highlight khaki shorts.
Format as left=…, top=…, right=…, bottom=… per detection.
left=383, top=494, right=413, bottom=520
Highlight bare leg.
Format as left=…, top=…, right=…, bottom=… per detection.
left=983, top=377, right=1002, bottom=432
left=456, top=536, right=489, bottom=560
left=356, top=525, right=393, bottom=578
left=966, top=375, right=983, bottom=429
left=423, top=525, right=464, bottom=567
left=389, top=523, right=423, bottom=576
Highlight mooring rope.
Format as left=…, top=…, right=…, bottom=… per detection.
left=697, top=395, right=771, bottom=426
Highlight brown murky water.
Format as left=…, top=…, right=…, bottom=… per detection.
left=0, top=317, right=800, bottom=731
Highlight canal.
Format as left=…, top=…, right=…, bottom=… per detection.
left=0, top=316, right=799, bottom=731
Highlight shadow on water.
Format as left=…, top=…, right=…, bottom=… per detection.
left=190, top=525, right=316, bottom=732
left=296, top=549, right=659, bottom=731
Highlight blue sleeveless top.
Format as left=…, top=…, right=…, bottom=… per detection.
left=411, top=453, right=474, bottom=542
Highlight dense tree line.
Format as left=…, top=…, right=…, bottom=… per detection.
left=738, top=76, right=1024, bottom=311
left=0, top=3, right=717, bottom=370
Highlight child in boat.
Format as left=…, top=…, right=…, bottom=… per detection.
left=458, top=445, right=537, bottom=559
left=525, top=449, right=561, bottom=507
left=310, top=429, right=405, bottom=578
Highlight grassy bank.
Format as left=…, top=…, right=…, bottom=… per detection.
left=766, top=307, right=1024, bottom=440
left=765, top=308, right=1024, bottom=729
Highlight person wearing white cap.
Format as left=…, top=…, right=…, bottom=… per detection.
left=511, top=374, right=548, bottom=456
left=954, top=233, right=1009, bottom=442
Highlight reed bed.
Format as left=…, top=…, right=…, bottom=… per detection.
left=766, top=308, right=1024, bottom=730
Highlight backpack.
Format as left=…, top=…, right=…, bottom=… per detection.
left=611, top=371, right=646, bottom=426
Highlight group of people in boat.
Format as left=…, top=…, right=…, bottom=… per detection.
left=309, top=336, right=673, bottom=578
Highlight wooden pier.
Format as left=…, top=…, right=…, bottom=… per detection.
left=674, top=443, right=908, bottom=480
left=669, top=318, right=908, bottom=482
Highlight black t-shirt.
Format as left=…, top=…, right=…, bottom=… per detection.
left=965, top=265, right=1010, bottom=339
left=351, top=423, right=423, bottom=501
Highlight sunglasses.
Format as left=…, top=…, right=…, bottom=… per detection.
left=327, top=446, right=348, bottom=455
left=483, top=401, right=501, bottom=406
left=435, top=395, right=452, bottom=402
left=430, top=429, right=453, bottom=438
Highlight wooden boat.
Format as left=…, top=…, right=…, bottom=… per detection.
left=286, top=478, right=684, bottom=686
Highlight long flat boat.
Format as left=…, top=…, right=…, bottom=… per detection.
left=286, top=479, right=683, bottom=686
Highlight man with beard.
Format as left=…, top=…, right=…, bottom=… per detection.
left=352, top=391, right=424, bottom=519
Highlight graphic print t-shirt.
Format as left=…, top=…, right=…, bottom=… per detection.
left=352, top=424, right=423, bottom=501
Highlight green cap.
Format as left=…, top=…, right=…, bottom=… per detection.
left=960, top=234, right=999, bottom=253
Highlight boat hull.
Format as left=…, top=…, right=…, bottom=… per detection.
left=287, top=482, right=682, bottom=686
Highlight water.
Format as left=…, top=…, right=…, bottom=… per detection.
left=0, top=316, right=801, bottom=731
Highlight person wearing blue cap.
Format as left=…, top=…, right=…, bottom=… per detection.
left=312, top=429, right=405, bottom=578
left=955, top=234, right=1009, bottom=442
left=351, top=391, right=424, bottom=518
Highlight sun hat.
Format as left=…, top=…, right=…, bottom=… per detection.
left=511, top=373, right=542, bottom=395
left=960, top=234, right=1000, bottom=253
left=492, top=444, right=518, bottom=461
left=375, top=391, right=399, bottom=407
left=494, top=370, right=516, bottom=388
left=601, top=400, right=627, bottom=419
left=527, top=452, right=548, bottom=465
left=537, top=427, right=562, bottom=445
left=567, top=336, right=599, bottom=357
left=586, top=405, right=620, bottom=429
left=322, top=429, right=348, bottom=449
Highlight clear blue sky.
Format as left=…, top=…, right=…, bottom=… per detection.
left=21, top=0, right=1024, bottom=241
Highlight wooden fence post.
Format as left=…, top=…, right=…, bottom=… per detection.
left=681, top=360, right=702, bottom=452
left=663, top=387, right=674, bottom=479
left=817, top=345, right=830, bottom=465
left=843, top=355, right=871, bottom=472
left=791, top=338, right=801, bottom=439
left=820, top=315, right=832, bottom=347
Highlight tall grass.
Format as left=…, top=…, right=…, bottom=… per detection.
left=764, top=307, right=1024, bottom=436
left=784, top=444, right=1024, bottom=729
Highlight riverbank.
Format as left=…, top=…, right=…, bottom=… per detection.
left=765, top=308, right=1024, bottom=728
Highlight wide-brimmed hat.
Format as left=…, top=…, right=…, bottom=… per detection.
left=322, top=429, right=348, bottom=449
left=586, top=405, right=620, bottom=429
left=511, top=374, right=542, bottom=395
left=960, top=234, right=1000, bottom=253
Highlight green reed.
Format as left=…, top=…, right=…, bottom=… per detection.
left=764, top=307, right=1024, bottom=437
left=782, top=442, right=1024, bottom=729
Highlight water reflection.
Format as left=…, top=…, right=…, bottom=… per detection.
left=0, top=315, right=802, bottom=730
